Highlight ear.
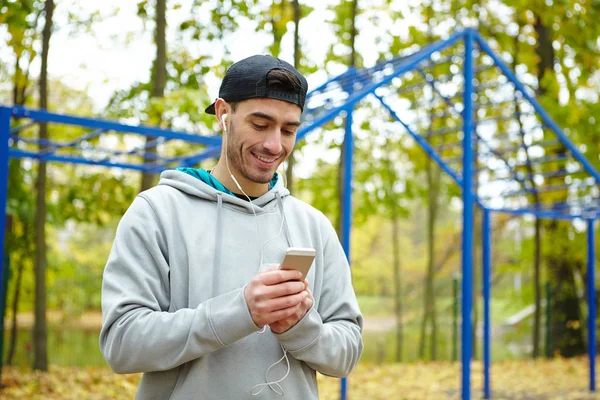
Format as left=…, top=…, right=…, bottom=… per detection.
left=214, top=98, right=229, bottom=131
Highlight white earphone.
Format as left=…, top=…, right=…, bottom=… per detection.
left=221, top=112, right=244, bottom=192
left=221, top=113, right=228, bottom=132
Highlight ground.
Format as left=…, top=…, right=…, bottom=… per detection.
left=2, top=357, right=600, bottom=399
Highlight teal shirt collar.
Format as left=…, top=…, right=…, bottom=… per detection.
left=176, top=167, right=278, bottom=197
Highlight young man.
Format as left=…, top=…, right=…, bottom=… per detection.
left=100, top=55, right=363, bottom=399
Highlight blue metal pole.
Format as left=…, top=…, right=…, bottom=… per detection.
left=483, top=208, right=492, bottom=399
left=461, top=28, right=475, bottom=400
left=340, top=109, right=354, bottom=400
left=588, top=219, right=597, bottom=392
left=0, top=107, right=11, bottom=340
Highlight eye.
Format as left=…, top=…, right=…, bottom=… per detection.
left=282, top=128, right=297, bottom=136
left=252, top=123, right=268, bottom=130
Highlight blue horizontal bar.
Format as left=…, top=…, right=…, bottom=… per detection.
left=487, top=139, right=562, bottom=156
left=474, top=153, right=570, bottom=174
left=435, top=140, right=463, bottom=152
left=9, top=148, right=153, bottom=172
left=176, top=145, right=222, bottom=167
left=474, top=136, right=535, bottom=196
left=475, top=80, right=508, bottom=92
left=396, top=81, right=430, bottom=96
left=486, top=124, right=546, bottom=143
left=531, top=201, right=600, bottom=212
left=487, top=207, right=596, bottom=220
left=422, top=63, right=494, bottom=85
left=424, top=125, right=463, bottom=138
left=11, top=135, right=53, bottom=147
left=307, top=69, right=352, bottom=97
left=10, top=121, right=37, bottom=135
left=488, top=181, right=597, bottom=199
left=488, top=168, right=581, bottom=182
left=4, top=106, right=222, bottom=146
left=476, top=113, right=537, bottom=125
left=39, top=128, right=107, bottom=156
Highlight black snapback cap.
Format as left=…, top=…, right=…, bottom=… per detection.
left=205, top=54, right=308, bottom=114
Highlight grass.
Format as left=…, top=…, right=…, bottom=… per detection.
left=2, top=358, right=599, bottom=399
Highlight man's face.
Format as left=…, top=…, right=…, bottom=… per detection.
left=224, top=98, right=301, bottom=185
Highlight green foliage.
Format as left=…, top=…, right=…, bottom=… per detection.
left=2, top=0, right=600, bottom=371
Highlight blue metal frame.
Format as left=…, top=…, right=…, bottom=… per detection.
left=0, top=28, right=599, bottom=400
left=0, top=107, right=11, bottom=328
left=588, top=219, right=597, bottom=392
left=474, top=33, right=600, bottom=185
left=461, top=28, right=475, bottom=400
left=340, top=109, right=354, bottom=400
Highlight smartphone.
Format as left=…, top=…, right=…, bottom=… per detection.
left=278, top=247, right=316, bottom=280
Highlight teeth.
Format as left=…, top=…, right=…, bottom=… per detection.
left=256, top=154, right=276, bottom=163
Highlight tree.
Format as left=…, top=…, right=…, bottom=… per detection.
left=0, top=0, right=44, bottom=371
left=139, top=0, right=167, bottom=193
left=32, top=0, right=54, bottom=372
left=285, top=0, right=302, bottom=194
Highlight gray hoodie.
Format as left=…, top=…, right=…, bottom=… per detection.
left=100, top=170, right=363, bottom=399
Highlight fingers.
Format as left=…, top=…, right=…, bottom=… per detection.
left=256, top=269, right=303, bottom=285
left=267, top=301, right=307, bottom=322
left=266, top=290, right=308, bottom=312
left=259, top=280, right=306, bottom=299
left=269, top=292, right=313, bottom=334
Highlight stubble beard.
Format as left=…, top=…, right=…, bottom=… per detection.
left=226, top=121, right=277, bottom=185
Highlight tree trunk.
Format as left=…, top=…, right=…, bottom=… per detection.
left=383, top=146, right=403, bottom=362
left=534, top=14, right=555, bottom=97
left=418, top=3, right=439, bottom=361
left=140, top=0, right=167, bottom=192
left=391, top=213, right=402, bottom=362
left=419, top=156, right=440, bottom=360
left=7, top=244, right=24, bottom=366
left=285, top=0, right=301, bottom=195
left=33, top=0, right=54, bottom=372
left=336, top=0, right=358, bottom=237
left=533, top=218, right=542, bottom=357
left=547, top=222, right=585, bottom=356
left=533, top=11, right=584, bottom=357
left=513, top=19, right=543, bottom=358
left=6, top=10, right=40, bottom=365
left=349, top=0, right=357, bottom=68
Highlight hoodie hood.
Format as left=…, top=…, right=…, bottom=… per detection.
left=157, top=169, right=290, bottom=213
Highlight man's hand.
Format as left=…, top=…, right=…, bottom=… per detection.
left=269, top=286, right=313, bottom=334
left=244, top=266, right=308, bottom=329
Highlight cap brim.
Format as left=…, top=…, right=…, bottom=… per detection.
left=205, top=102, right=216, bottom=114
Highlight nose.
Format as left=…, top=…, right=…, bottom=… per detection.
left=263, top=128, right=283, bottom=155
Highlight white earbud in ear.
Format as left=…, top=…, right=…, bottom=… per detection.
left=220, top=112, right=242, bottom=191
left=221, top=114, right=228, bottom=133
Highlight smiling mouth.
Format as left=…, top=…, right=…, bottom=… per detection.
left=252, top=152, right=280, bottom=164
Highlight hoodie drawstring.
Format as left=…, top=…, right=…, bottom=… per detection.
left=212, top=193, right=223, bottom=297
left=275, top=192, right=293, bottom=248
